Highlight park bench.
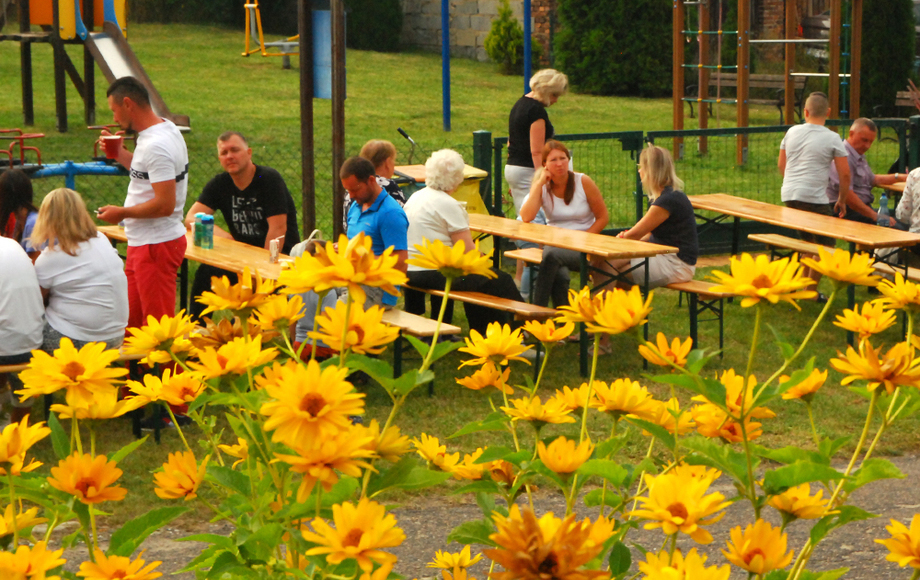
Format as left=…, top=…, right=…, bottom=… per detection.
left=685, top=72, right=807, bottom=124
left=380, top=309, right=461, bottom=395
left=405, top=285, right=558, bottom=322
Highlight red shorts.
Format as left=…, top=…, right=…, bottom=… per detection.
left=292, top=341, right=336, bottom=362
left=125, top=235, right=187, bottom=329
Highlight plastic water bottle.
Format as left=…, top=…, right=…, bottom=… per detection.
left=877, top=193, right=890, bottom=228
left=201, top=215, right=214, bottom=249
left=194, top=213, right=204, bottom=247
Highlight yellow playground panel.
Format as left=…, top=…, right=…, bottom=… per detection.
left=243, top=0, right=298, bottom=58
left=30, top=0, right=125, bottom=40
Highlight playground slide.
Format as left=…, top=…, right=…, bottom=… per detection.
left=84, top=22, right=190, bottom=128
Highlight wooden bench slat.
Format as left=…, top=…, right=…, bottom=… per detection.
left=406, top=286, right=557, bottom=320
left=381, top=309, right=461, bottom=337
left=504, top=247, right=544, bottom=264
left=871, top=262, right=920, bottom=283
left=0, top=349, right=146, bottom=374
left=666, top=280, right=734, bottom=299
left=748, top=233, right=835, bottom=256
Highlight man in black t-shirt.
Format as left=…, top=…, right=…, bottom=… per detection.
left=184, top=131, right=300, bottom=319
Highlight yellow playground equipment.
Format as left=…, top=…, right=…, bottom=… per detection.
left=243, top=0, right=298, bottom=66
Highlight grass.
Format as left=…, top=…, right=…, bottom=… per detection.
left=2, top=23, right=918, bottom=526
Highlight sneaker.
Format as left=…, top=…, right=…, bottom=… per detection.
left=349, top=415, right=363, bottom=425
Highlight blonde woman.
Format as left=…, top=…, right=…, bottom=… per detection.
left=31, top=188, right=128, bottom=352
left=607, top=145, right=698, bottom=288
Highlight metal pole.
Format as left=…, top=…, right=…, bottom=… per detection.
left=672, top=0, right=684, bottom=155
left=784, top=0, right=796, bottom=124
left=331, top=0, right=346, bottom=237
left=299, top=0, right=316, bottom=235
left=829, top=0, right=841, bottom=118
left=52, top=0, right=68, bottom=132
left=524, top=0, right=531, bottom=92
left=850, top=0, right=862, bottom=117
left=20, top=0, right=34, bottom=125
left=84, top=0, right=95, bottom=126
left=441, top=0, right=450, bottom=131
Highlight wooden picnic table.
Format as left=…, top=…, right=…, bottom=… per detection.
left=394, top=164, right=489, bottom=183
left=879, top=181, right=906, bottom=195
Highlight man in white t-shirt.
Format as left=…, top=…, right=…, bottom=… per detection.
left=778, top=92, right=850, bottom=291
left=97, top=77, right=189, bottom=329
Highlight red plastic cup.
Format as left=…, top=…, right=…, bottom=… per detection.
left=102, top=135, right=123, bottom=159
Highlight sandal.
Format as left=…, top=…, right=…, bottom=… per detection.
left=593, top=342, right=613, bottom=356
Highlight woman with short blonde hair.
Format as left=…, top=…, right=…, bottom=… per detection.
left=30, top=188, right=99, bottom=255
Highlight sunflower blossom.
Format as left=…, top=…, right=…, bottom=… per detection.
left=630, top=465, right=731, bottom=544
left=692, top=403, right=764, bottom=443
left=768, top=483, right=830, bottom=521
left=638, top=333, right=692, bottom=368
left=252, top=294, right=305, bottom=333
left=302, top=497, right=405, bottom=575
left=279, top=232, right=407, bottom=306
left=260, top=359, right=364, bottom=447
left=722, top=519, right=793, bottom=574
left=0, top=416, right=49, bottom=476
left=876, top=273, right=920, bottom=312
left=592, top=378, right=657, bottom=420
left=456, top=362, right=513, bottom=394
left=308, top=301, right=400, bottom=355
left=275, top=428, right=377, bottom=502
left=154, top=451, right=208, bottom=501
left=51, top=389, right=146, bottom=420
left=501, top=396, right=576, bottom=429
left=584, top=286, right=653, bottom=335
left=556, top=287, right=602, bottom=325
left=537, top=436, right=594, bottom=475
left=77, top=549, right=162, bottom=580
left=485, top=505, right=608, bottom=580
left=780, top=368, right=827, bottom=402
left=217, top=437, right=249, bottom=469
left=459, top=322, right=532, bottom=368
left=0, top=541, right=66, bottom=580
left=126, top=369, right=206, bottom=407
left=122, top=311, right=196, bottom=364
left=638, top=548, right=730, bottom=580
left=709, top=253, right=816, bottom=308
left=411, top=433, right=460, bottom=471
left=691, top=369, right=775, bottom=421
left=449, top=448, right=487, bottom=481
left=198, top=267, right=278, bottom=318
left=801, top=247, right=880, bottom=288
left=831, top=340, right=920, bottom=395
left=642, top=398, right=696, bottom=436
left=0, top=505, right=46, bottom=540
left=17, top=338, right=127, bottom=408
left=876, top=514, right=920, bottom=569
left=408, top=239, right=496, bottom=279
left=834, top=301, right=897, bottom=341
left=550, top=384, right=597, bottom=411
left=523, top=319, right=575, bottom=344
left=189, top=335, right=277, bottom=379
left=190, top=316, right=264, bottom=350
left=48, top=452, right=127, bottom=504
left=428, top=545, right=483, bottom=576
left=354, top=419, right=411, bottom=463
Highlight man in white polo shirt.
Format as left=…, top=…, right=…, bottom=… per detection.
left=97, top=77, right=189, bottom=328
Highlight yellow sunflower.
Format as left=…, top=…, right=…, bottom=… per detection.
left=691, top=369, right=774, bottom=421
left=154, top=451, right=209, bottom=501
left=834, top=301, right=897, bottom=340
left=550, top=384, right=597, bottom=411
left=779, top=368, right=827, bottom=402
left=411, top=433, right=460, bottom=471
left=638, top=332, right=693, bottom=368
left=0, top=541, right=66, bottom=580
left=279, top=232, right=407, bottom=306
left=50, top=389, right=146, bottom=420
left=428, top=545, right=483, bottom=575
left=302, top=497, right=405, bottom=574
left=456, top=362, right=513, bottom=394
left=692, top=403, right=764, bottom=443
left=198, top=267, right=278, bottom=318
left=77, top=550, right=162, bottom=580
left=709, top=253, right=816, bottom=308
left=354, top=419, right=411, bottom=463
left=448, top=448, right=487, bottom=481
left=630, top=466, right=732, bottom=544
left=501, top=396, right=576, bottom=428
left=190, top=316, right=266, bottom=350
left=217, top=437, right=249, bottom=469
left=522, top=319, right=575, bottom=344
left=801, top=247, right=880, bottom=288
left=638, top=549, right=731, bottom=580
left=722, top=519, right=793, bottom=574
left=308, top=301, right=400, bottom=355
left=252, top=294, right=305, bottom=334
left=591, top=378, right=657, bottom=420
left=126, top=369, right=206, bottom=407
left=0, top=416, right=49, bottom=476
left=876, top=273, right=920, bottom=312
left=259, top=359, right=364, bottom=447
left=0, top=505, right=45, bottom=540
left=488, top=460, right=517, bottom=487
left=274, top=428, right=377, bottom=502
left=642, top=398, right=696, bottom=436
left=459, top=322, right=532, bottom=368
left=831, top=340, right=920, bottom=395
left=767, top=482, right=830, bottom=521
left=485, top=505, right=608, bottom=580
left=537, top=436, right=594, bottom=475
left=17, top=338, right=127, bottom=408
left=876, top=514, right=920, bottom=569
left=584, top=286, right=653, bottom=335
left=556, top=287, right=602, bottom=325
left=48, top=452, right=127, bottom=505
left=122, top=311, right=197, bottom=365
left=408, top=238, right=497, bottom=279
left=188, top=335, right=278, bottom=379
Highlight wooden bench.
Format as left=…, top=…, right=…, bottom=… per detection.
left=504, top=247, right=545, bottom=299
left=405, top=285, right=558, bottom=321
left=747, top=233, right=834, bottom=260
left=381, top=309, right=461, bottom=394
left=685, top=73, right=807, bottom=124
left=666, top=280, right=733, bottom=355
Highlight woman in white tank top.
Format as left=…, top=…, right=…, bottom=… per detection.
left=520, top=141, right=609, bottom=308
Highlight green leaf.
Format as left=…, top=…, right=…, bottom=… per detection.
left=762, top=462, right=843, bottom=495
left=109, top=436, right=148, bottom=464
left=474, top=446, right=515, bottom=464
left=577, top=459, right=629, bottom=488
left=392, top=369, right=436, bottom=396
left=449, top=417, right=508, bottom=438
left=178, top=534, right=235, bottom=549
left=810, top=505, right=877, bottom=544
left=766, top=570, right=848, bottom=580
left=583, top=489, right=623, bottom=510
left=343, top=354, right=399, bottom=395
left=608, top=541, right=631, bottom=577
left=366, top=456, right=416, bottom=497
left=48, top=413, right=69, bottom=460
left=843, top=458, right=904, bottom=493
left=594, top=434, right=626, bottom=460
left=818, top=436, right=851, bottom=461
left=624, top=417, right=676, bottom=449
left=446, top=519, right=496, bottom=547
left=239, top=523, right=283, bottom=564
left=768, top=324, right=795, bottom=360
left=208, top=464, right=251, bottom=496
left=753, top=444, right=829, bottom=466
left=625, top=457, right=658, bottom=488
left=684, top=348, right=717, bottom=374
left=108, top=506, right=189, bottom=557
left=404, top=335, right=464, bottom=365
left=755, top=359, right=815, bottom=407
left=206, top=551, right=248, bottom=580
left=475, top=491, right=496, bottom=520
left=653, top=374, right=727, bottom=408
left=682, top=436, right=754, bottom=486
left=367, top=458, right=452, bottom=496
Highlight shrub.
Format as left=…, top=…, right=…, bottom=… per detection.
left=554, top=0, right=671, bottom=96
left=344, top=0, right=403, bottom=52
left=859, top=0, right=914, bottom=116
left=484, top=0, right=543, bottom=75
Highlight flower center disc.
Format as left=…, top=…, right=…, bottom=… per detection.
left=342, top=528, right=364, bottom=547
left=61, top=361, right=86, bottom=380
left=666, top=502, right=689, bottom=521
left=74, top=477, right=96, bottom=497
left=299, top=394, right=327, bottom=417
left=744, top=548, right=766, bottom=565
left=751, top=274, right=774, bottom=289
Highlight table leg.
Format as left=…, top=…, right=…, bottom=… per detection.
left=179, top=259, right=188, bottom=313
left=579, top=253, right=588, bottom=377
left=732, top=216, right=741, bottom=256
left=492, top=234, right=502, bottom=269
left=642, top=257, right=649, bottom=370
left=847, top=241, right=856, bottom=346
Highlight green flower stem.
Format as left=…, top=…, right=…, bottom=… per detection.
left=197, top=414, right=226, bottom=467
left=533, top=342, right=551, bottom=392
left=315, top=486, right=323, bottom=518
left=165, top=405, right=193, bottom=453
left=227, top=394, right=282, bottom=492
left=625, top=437, right=657, bottom=521
left=745, top=304, right=764, bottom=380
left=71, top=416, right=83, bottom=455
left=861, top=388, right=906, bottom=467
left=598, top=421, right=618, bottom=518
left=42, top=512, right=59, bottom=543
left=338, top=297, right=353, bottom=366
left=908, top=311, right=915, bottom=346
left=579, top=334, right=602, bottom=444
left=738, top=417, right=760, bottom=518
left=90, top=427, right=96, bottom=457
left=8, top=472, right=18, bottom=547
left=668, top=533, right=677, bottom=558
left=420, top=277, right=453, bottom=372
left=805, top=401, right=820, bottom=449
left=89, top=507, right=99, bottom=551
left=241, top=318, right=254, bottom=387
left=909, top=568, right=920, bottom=580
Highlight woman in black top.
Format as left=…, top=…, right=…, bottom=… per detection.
left=605, top=145, right=698, bottom=289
